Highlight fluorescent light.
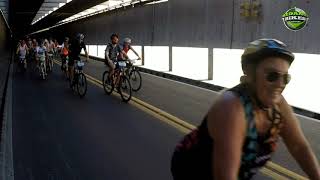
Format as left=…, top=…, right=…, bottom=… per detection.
left=59, top=3, right=65, bottom=7
left=145, top=0, right=168, bottom=5
left=57, top=0, right=163, bottom=25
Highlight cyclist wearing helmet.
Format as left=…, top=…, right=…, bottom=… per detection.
left=68, top=33, right=89, bottom=85
left=171, top=39, right=320, bottom=180
left=60, top=37, right=70, bottom=71
left=118, top=37, right=141, bottom=61
left=105, top=33, right=129, bottom=77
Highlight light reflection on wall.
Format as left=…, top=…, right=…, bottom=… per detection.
left=283, top=53, right=320, bottom=113
left=172, top=47, right=208, bottom=80
left=212, top=48, right=244, bottom=88
left=88, top=45, right=98, bottom=57
left=144, top=46, right=169, bottom=71
left=98, top=45, right=107, bottom=58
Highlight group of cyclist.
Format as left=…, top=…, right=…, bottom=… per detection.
left=16, top=33, right=142, bottom=98
left=16, top=37, right=59, bottom=77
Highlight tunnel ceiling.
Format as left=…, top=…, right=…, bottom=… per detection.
left=10, top=0, right=107, bottom=37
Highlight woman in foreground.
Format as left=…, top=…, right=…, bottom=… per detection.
left=171, top=39, right=320, bottom=180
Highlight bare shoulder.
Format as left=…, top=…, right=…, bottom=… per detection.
left=207, top=91, right=247, bottom=139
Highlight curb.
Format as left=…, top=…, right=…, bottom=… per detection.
left=0, top=59, right=14, bottom=180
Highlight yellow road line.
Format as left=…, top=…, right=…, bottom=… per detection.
left=267, top=162, right=308, bottom=180
left=260, top=167, right=290, bottom=180
left=53, top=60, right=307, bottom=179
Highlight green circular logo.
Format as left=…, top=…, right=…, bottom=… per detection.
left=282, top=7, right=309, bottom=31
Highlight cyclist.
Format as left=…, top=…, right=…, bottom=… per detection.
left=60, top=37, right=70, bottom=74
left=30, top=39, right=39, bottom=70
left=53, top=39, right=59, bottom=57
left=16, top=39, right=28, bottom=70
left=119, top=37, right=141, bottom=61
left=171, top=39, right=320, bottom=180
left=47, top=38, right=55, bottom=70
left=26, top=37, right=33, bottom=63
left=105, top=34, right=129, bottom=79
left=36, top=40, right=48, bottom=76
left=68, top=33, right=89, bottom=86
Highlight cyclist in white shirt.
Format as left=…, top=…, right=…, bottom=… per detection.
left=16, top=39, right=28, bottom=70
left=36, top=41, right=48, bottom=75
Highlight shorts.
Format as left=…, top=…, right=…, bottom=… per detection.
left=68, top=56, right=79, bottom=67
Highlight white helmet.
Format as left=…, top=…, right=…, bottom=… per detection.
left=123, top=37, right=131, bottom=44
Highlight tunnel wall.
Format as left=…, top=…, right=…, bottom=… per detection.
left=0, top=9, right=12, bottom=140
left=40, top=0, right=319, bottom=53
left=0, top=9, right=11, bottom=106
left=32, top=0, right=320, bottom=114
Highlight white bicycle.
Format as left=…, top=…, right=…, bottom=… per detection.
left=47, top=52, right=54, bottom=72
left=38, top=56, right=47, bottom=80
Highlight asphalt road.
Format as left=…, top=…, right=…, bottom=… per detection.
left=11, top=58, right=320, bottom=179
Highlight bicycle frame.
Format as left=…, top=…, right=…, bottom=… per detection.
left=74, top=60, right=84, bottom=74
left=112, top=61, right=127, bottom=85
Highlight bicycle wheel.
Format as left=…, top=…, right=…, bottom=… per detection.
left=48, top=60, right=51, bottom=72
left=129, top=69, right=142, bottom=92
left=70, top=73, right=77, bottom=92
left=77, top=73, right=87, bottom=98
left=102, top=71, right=114, bottom=95
left=51, top=58, right=54, bottom=70
left=119, top=76, right=132, bottom=102
left=41, top=66, right=46, bottom=80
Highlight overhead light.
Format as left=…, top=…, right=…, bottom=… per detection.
left=56, top=0, right=161, bottom=25
left=59, top=3, right=66, bottom=8
left=67, top=0, right=72, bottom=3
left=145, top=0, right=168, bottom=5
left=53, top=7, right=58, bottom=11
left=49, top=11, right=52, bottom=14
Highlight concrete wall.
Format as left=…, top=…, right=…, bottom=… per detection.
left=39, top=0, right=319, bottom=53
left=0, top=9, right=12, bottom=116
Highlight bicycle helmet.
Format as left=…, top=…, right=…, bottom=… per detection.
left=123, top=37, right=132, bottom=44
left=241, top=39, right=295, bottom=72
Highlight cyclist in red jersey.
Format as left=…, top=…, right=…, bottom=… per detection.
left=118, top=38, right=141, bottom=61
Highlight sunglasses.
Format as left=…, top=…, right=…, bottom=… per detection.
left=265, top=71, right=291, bottom=85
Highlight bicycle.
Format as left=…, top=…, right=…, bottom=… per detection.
left=125, top=59, right=142, bottom=92
left=38, top=56, right=47, bottom=80
left=17, top=57, right=27, bottom=74
left=70, top=60, right=87, bottom=98
left=61, top=55, right=69, bottom=80
left=47, top=51, right=54, bottom=72
left=102, top=61, right=132, bottom=102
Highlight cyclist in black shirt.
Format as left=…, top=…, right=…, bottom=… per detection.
left=68, top=33, right=89, bottom=85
